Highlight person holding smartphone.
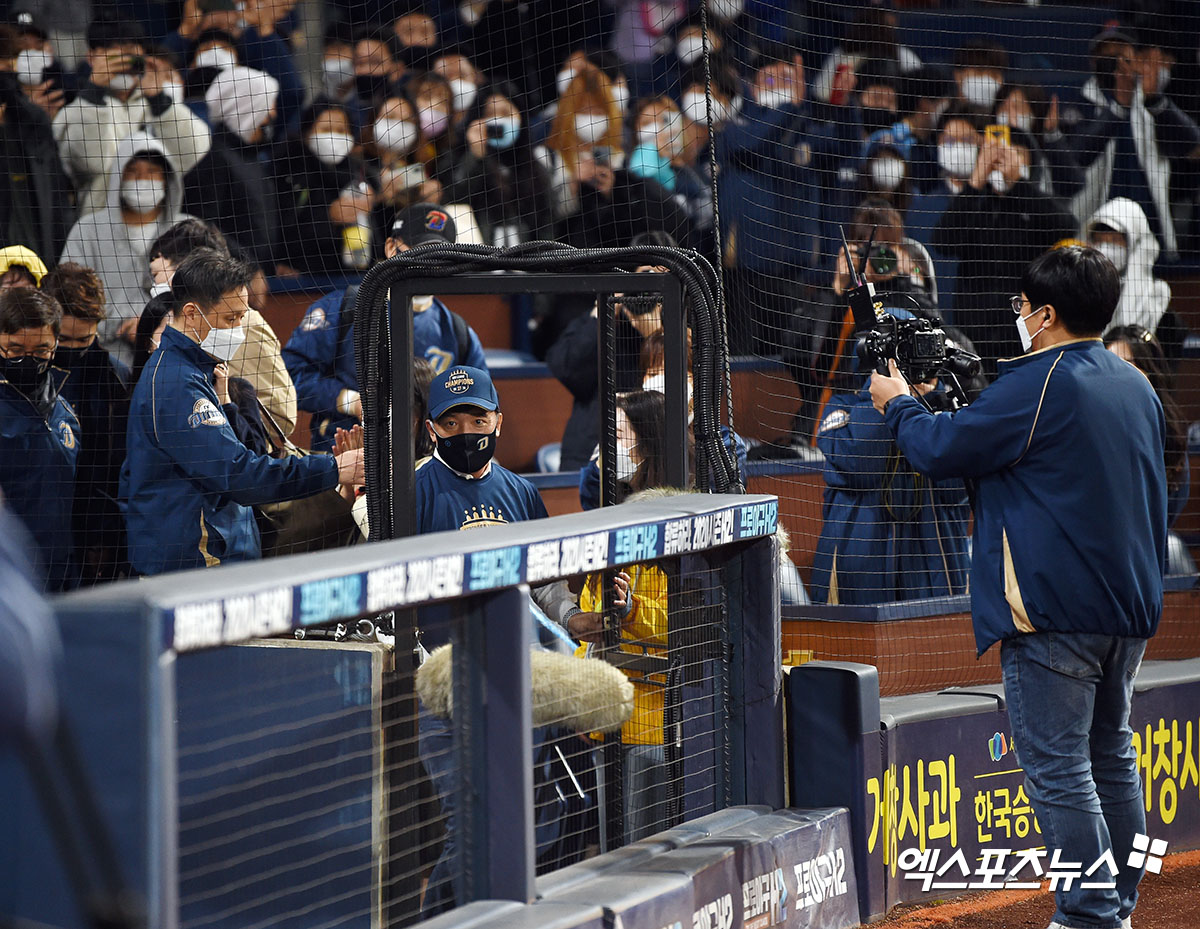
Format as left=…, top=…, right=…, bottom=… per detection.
left=52, top=15, right=212, bottom=216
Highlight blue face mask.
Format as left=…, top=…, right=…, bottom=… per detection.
left=630, top=143, right=676, bottom=192
left=486, top=116, right=521, bottom=150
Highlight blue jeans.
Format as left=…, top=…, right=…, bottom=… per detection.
left=1001, top=633, right=1147, bottom=929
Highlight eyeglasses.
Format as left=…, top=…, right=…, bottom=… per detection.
left=0, top=343, right=56, bottom=361
left=1010, top=295, right=1030, bottom=316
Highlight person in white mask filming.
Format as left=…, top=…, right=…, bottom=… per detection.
left=122, top=248, right=364, bottom=576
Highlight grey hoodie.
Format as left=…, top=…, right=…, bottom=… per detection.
left=1086, top=196, right=1171, bottom=333
left=60, top=132, right=193, bottom=368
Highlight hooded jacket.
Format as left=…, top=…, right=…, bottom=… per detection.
left=122, top=325, right=338, bottom=576
left=1086, top=196, right=1171, bottom=333
left=884, top=338, right=1166, bottom=655
left=52, top=80, right=211, bottom=216
left=60, top=133, right=193, bottom=368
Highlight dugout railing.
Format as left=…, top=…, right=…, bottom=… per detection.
left=1, top=492, right=783, bottom=929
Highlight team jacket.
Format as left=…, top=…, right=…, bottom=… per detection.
left=282, top=289, right=487, bottom=451
left=885, top=338, right=1167, bottom=654
left=122, top=326, right=338, bottom=575
left=0, top=369, right=80, bottom=591
left=811, top=385, right=970, bottom=605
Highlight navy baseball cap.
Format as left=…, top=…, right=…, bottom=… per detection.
left=427, top=365, right=499, bottom=419
left=391, top=203, right=457, bottom=246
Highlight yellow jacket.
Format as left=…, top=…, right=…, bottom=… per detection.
left=577, top=564, right=668, bottom=745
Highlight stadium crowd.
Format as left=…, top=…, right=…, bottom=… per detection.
left=0, top=0, right=1196, bottom=600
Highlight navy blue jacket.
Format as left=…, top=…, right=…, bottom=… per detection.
left=122, top=326, right=338, bottom=575
left=811, top=385, right=970, bottom=605
left=0, top=369, right=80, bottom=591
left=282, top=289, right=487, bottom=452
left=885, top=339, right=1166, bottom=654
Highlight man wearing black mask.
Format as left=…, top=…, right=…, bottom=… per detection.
left=855, top=59, right=901, bottom=139
left=0, top=287, right=80, bottom=591
left=43, top=262, right=129, bottom=584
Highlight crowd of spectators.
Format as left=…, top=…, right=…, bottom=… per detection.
left=0, top=0, right=1197, bottom=599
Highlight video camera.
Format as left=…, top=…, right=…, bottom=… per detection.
left=841, top=225, right=980, bottom=409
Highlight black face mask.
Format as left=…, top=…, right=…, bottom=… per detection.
left=860, top=105, right=897, bottom=135
left=53, top=345, right=91, bottom=369
left=1, top=354, right=51, bottom=399
left=432, top=426, right=497, bottom=474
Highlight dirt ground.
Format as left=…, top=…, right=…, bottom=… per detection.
left=863, top=849, right=1200, bottom=928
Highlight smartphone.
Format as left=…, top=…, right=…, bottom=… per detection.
left=984, top=124, right=1011, bottom=147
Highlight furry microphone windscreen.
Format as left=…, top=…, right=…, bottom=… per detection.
left=416, top=645, right=634, bottom=734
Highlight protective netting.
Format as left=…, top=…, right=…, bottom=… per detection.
left=1, top=4, right=1198, bottom=674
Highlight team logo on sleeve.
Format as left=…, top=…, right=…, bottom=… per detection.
left=818, top=408, right=849, bottom=434
left=189, top=398, right=227, bottom=429
left=299, top=306, right=327, bottom=331
left=58, top=421, right=76, bottom=449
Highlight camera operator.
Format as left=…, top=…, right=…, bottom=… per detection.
left=869, top=245, right=1166, bottom=929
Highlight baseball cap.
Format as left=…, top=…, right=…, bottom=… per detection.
left=390, top=203, right=457, bottom=246
left=427, top=365, right=499, bottom=419
left=10, top=10, right=48, bottom=41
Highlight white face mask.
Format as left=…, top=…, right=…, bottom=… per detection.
left=612, top=81, right=630, bottom=112
left=420, top=107, right=449, bottom=138
left=108, top=71, right=139, bottom=93
left=960, top=74, right=1000, bottom=109
left=449, top=78, right=477, bottom=112
left=149, top=281, right=171, bottom=298
left=16, top=48, right=53, bottom=86
left=574, top=113, right=608, bottom=144
left=757, top=87, right=792, bottom=109
left=615, top=443, right=638, bottom=482
left=374, top=117, right=418, bottom=154
left=938, top=141, right=978, bottom=178
left=709, top=0, right=743, bottom=21
left=987, top=168, right=1009, bottom=194
left=676, top=35, right=705, bottom=65
left=198, top=308, right=246, bottom=362
left=556, top=67, right=577, bottom=97
left=1095, top=241, right=1129, bottom=274
left=194, top=46, right=237, bottom=71
left=682, top=91, right=720, bottom=124
left=322, top=57, right=354, bottom=97
left=996, top=110, right=1032, bottom=133
left=1017, top=305, right=1048, bottom=353
left=308, top=131, right=356, bottom=165
left=870, top=157, right=905, bottom=191
left=120, top=178, right=165, bottom=212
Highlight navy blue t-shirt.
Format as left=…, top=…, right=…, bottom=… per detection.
left=414, top=455, right=548, bottom=533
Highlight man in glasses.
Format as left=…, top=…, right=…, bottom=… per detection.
left=870, top=245, right=1166, bottom=929
left=0, top=287, right=81, bottom=591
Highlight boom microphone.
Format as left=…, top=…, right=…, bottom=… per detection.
left=417, top=645, right=635, bottom=734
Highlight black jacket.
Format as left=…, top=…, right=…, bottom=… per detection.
left=273, top=139, right=367, bottom=275
left=934, top=180, right=1076, bottom=367
left=0, top=75, right=76, bottom=263
left=182, top=127, right=279, bottom=270
left=545, top=308, right=645, bottom=471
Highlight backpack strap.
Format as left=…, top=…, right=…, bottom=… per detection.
left=450, top=308, right=471, bottom=364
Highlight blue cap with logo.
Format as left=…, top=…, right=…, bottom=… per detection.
left=427, top=365, right=499, bottom=420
